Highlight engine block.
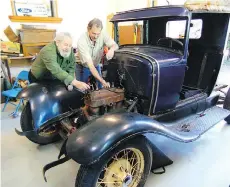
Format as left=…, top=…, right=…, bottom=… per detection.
left=84, top=88, right=125, bottom=108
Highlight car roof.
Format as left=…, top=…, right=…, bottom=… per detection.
left=110, top=5, right=230, bottom=22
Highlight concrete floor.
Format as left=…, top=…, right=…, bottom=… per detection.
left=1, top=103, right=230, bottom=187
left=1, top=63, right=230, bottom=187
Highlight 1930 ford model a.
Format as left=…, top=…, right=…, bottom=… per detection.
left=16, top=5, right=230, bottom=187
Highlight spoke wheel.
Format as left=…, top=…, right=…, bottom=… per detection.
left=97, top=148, right=144, bottom=187
left=75, top=136, right=152, bottom=187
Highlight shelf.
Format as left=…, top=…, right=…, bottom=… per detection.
left=9, top=16, right=63, bottom=23
left=7, top=56, right=33, bottom=60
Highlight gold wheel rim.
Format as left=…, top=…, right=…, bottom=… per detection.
left=96, top=148, right=145, bottom=187
left=32, top=119, right=57, bottom=137
left=39, top=129, right=57, bottom=136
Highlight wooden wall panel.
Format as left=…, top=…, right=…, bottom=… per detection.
left=107, top=14, right=114, bottom=39
left=118, top=25, right=142, bottom=45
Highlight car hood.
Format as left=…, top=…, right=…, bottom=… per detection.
left=118, top=45, right=183, bottom=66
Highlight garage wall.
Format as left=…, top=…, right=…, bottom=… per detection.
left=0, top=0, right=108, bottom=47
left=115, top=0, right=148, bottom=12
left=157, top=0, right=186, bottom=6
left=106, top=0, right=186, bottom=14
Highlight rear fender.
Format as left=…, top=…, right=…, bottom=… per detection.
left=18, top=82, right=84, bottom=130
left=66, top=112, right=198, bottom=165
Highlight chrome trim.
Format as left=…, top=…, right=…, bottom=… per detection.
left=115, top=50, right=160, bottom=115
left=154, top=58, right=160, bottom=113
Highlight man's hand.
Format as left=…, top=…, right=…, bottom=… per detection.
left=71, top=80, right=90, bottom=91
left=106, top=49, right=115, bottom=60
left=101, top=79, right=110, bottom=88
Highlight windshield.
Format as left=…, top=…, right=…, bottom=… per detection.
left=115, top=16, right=190, bottom=56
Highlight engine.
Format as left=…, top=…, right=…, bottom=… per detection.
left=58, top=87, right=126, bottom=138
left=82, top=88, right=125, bottom=120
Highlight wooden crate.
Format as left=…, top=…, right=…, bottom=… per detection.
left=22, top=43, right=48, bottom=56
left=7, top=56, right=33, bottom=67
left=18, top=29, right=56, bottom=43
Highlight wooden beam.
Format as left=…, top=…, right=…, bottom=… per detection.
left=9, top=16, right=63, bottom=23
left=147, top=0, right=158, bottom=7
left=107, top=13, right=114, bottom=38
left=10, top=0, right=16, bottom=16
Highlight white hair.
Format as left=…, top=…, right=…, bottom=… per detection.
left=54, top=32, right=72, bottom=42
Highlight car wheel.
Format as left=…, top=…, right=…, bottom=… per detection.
left=223, top=88, right=230, bottom=124
left=21, top=102, right=61, bottom=145
left=75, top=136, right=152, bottom=187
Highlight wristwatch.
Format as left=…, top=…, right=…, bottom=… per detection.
left=67, top=84, right=73, bottom=91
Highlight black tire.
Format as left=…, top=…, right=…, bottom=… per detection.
left=223, top=88, right=230, bottom=124
left=223, top=88, right=230, bottom=110
left=75, top=136, right=152, bottom=187
left=21, top=102, right=61, bottom=145
left=224, top=115, right=230, bottom=124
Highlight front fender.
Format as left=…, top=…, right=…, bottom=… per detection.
left=17, top=83, right=44, bottom=99
left=18, top=82, right=84, bottom=130
left=66, top=112, right=198, bottom=165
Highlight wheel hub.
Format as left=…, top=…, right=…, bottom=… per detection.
left=123, top=174, right=132, bottom=187
left=97, top=148, right=145, bottom=187
left=104, top=159, right=132, bottom=187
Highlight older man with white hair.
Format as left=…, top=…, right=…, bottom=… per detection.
left=29, top=32, right=90, bottom=91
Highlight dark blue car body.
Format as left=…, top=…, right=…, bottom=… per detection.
left=65, top=6, right=230, bottom=165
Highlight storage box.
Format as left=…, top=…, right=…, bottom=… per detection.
left=22, top=43, right=48, bottom=56
left=4, top=26, right=19, bottom=42
left=18, top=29, right=56, bottom=44
left=1, top=41, right=20, bottom=54
left=21, top=24, right=47, bottom=30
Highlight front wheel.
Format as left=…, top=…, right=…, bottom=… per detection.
left=20, top=102, right=61, bottom=145
left=75, top=136, right=152, bottom=187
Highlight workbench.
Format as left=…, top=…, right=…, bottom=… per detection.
left=1, top=56, right=33, bottom=83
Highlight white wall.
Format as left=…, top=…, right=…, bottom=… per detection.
left=106, top=0, right=148, bottom=26
left=157, top=0, right=186, bottom=6
left=0, top=0, right=108, bottom=47
left=115, top=0, right=148, bottom=12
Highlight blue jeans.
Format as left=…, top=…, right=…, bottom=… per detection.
left=75, top=64, right=102, bottom=89
left=75, top=64, right=82, bottom=81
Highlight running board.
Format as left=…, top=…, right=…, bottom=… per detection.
left=162, top=106, right=230, bottom=141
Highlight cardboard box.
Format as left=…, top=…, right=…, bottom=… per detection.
left=4, top=26, right=19, bottom=42
left=1, top=41, right=20, bottom=54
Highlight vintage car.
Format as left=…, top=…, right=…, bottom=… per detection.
left=16, top=5, right=230, bottom=187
